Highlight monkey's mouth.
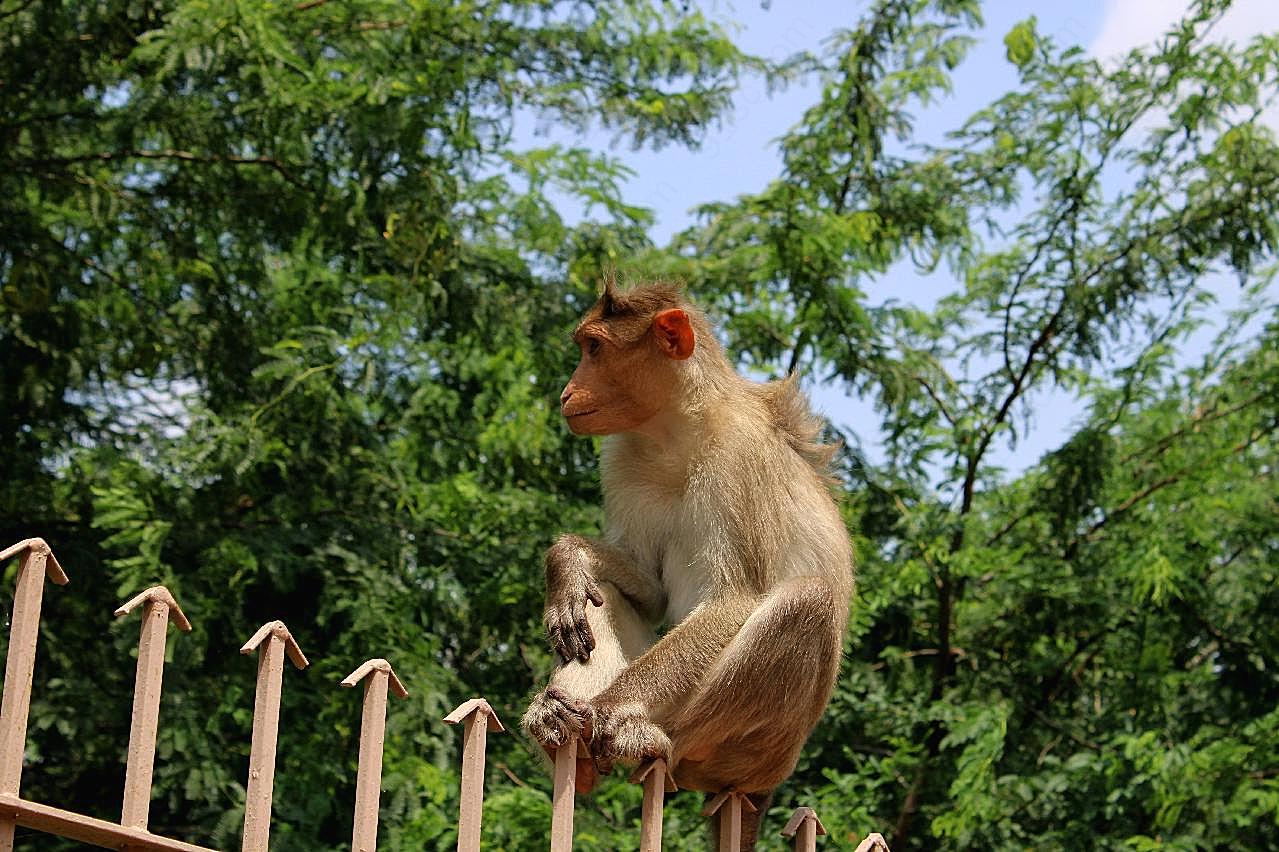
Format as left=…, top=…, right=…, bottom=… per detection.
left=564, top=409, right=597, bottom=420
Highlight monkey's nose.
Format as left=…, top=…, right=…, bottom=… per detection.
left=560, top=388, right=573, bottom=406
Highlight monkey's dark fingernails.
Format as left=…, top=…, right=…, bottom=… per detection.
left=553, top=628, right=575, bottom=662
left=586, top=582, right=604, bottom=607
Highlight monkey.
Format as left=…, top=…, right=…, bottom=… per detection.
left=521, top=278, right=853, bottom=848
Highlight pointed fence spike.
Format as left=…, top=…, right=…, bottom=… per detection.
left=703, top=789, right=757, bottom=852
left=343, top=659, right=408, bottom=852
left=240, top=621, right=307, bottom=852
left=0, top=539, right=68, bottom=851
left=781, top=806, right=827, bottom=851
left=443, top=697, right=503, bottom=732
left=241, top=620, right=308, bottom=669
left=853, top=832, right=891, bottom=852
left=115, top=587, right=191, bottom=830
left=630, top=758, right=676, bottom=852
left=444, top=698, right=504, bottom=852
left=0, top=538, right=67, bottom=585
left=114, top=586, right=192, bottom=632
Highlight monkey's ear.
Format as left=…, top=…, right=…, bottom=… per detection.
left=653, top=309, right=695, bottom=360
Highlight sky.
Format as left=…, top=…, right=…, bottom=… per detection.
left=528, top=0, right=1279, bottom=478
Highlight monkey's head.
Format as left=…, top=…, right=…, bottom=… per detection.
left=559, top=279, right=698, bottom=436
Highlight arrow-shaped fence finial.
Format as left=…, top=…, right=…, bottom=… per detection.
left=853, top=832, right=891, bottom=852
left=781, top=806, right=827, bottom=851
left=703, top=789, right=759, bottom=852
left=0, top=538, right=68, bottom=850
left=443, top=698, right=504, bottom=852
left=630, top=758, right=677, bottom=852
left=343, top=659, right=408, bottom=852
left=240, top=621, right=308, bottom=852
left=115, top=586, right=192, bottom=830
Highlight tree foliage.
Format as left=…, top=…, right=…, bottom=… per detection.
left=2, top=0, right=1277, bottom=849
left=1, top=0, right=746, bottom=848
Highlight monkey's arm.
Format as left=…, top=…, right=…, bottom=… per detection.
left=582, top=593, right=756, bottom=767
left=592, top=593, right=757, bottom=711
left=543, top=534, right=665, bottom=663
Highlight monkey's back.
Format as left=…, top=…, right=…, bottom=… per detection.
left=698, top=392, right=853, bottom=603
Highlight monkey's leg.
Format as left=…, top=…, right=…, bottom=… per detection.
left=587, top=595, right=760, bottom=768
left=551, top=580, right=653, bottom=699
left=522, top=581, right=653, bottom=791
left=663, top=576, right=844, bottom=795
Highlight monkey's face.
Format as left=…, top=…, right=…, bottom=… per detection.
left=559, top=309, right=694, bottom=435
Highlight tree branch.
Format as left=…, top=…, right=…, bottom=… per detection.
left=1087, top=420, right=1278, bottom=539
left=14, top=149, right=305, bottom=188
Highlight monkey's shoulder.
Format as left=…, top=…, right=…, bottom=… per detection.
left=697, top=402, right=827, bottom=483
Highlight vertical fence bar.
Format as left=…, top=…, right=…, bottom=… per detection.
left=342, top=659, right=408, bottom=852
left=781, top=807, right=827, bottom=852
left=720, top=795, right=741, bottom=852
left=443, top=698, right=504, bottom=852
left=115, top=587, right=192, bottom=830
left=630, top=758, right=676, bottom=852
left=549, top=737, right=585, bottom=852
left=240, top=621, right=308, bottom=852
left=0, top=539, right=68, bottom=852
left=703, top=790, right=757, bottom=852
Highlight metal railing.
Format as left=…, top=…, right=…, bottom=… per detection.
left=0, top=538, right=891, bottom=851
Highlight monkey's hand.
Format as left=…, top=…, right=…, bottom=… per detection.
left=522, top=685, right=600, bottom=794
left=544, top=536, right=606, bottom=663
left=521, top=685, right=591, bottom=750
left=590, top=700, right=672, bottom=774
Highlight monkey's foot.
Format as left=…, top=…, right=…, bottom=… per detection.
left=591, top=702, right=672, bottom=773
left=522, top=685, right=591, bottom=749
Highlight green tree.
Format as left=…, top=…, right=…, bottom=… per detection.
left=5, top=0, right=1279, bottom=850
left=1, top=1, right=751, bottom=848
left=663, top=0, right=1279, bottom=848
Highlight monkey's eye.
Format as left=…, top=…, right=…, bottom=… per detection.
left=586, top=337, right=602, bottom=356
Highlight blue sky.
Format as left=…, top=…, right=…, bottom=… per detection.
left=526, top=0, right=1279, bottom=477
left=613, top=0, right=1101, bottom=246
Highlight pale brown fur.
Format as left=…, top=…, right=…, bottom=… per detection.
left=521, top=278, right=854, bottom=847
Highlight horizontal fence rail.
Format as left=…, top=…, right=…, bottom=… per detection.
left=1, top=537, right=891, bottom=850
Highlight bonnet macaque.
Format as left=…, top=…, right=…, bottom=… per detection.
left=522, top=279, right=853, bottom=846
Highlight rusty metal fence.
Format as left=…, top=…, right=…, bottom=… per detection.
left=0, top=538, right=890, bottom=851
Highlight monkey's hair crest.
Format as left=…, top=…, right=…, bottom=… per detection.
left=598, top=275, right=685, bottom=320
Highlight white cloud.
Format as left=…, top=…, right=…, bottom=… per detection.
left=1091, top=0, right=1279, bottom=59
left=1091, top=0, right=1279, bottom=131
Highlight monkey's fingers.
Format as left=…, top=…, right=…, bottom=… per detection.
left=578, top=614, right=596, bottom=658
left=546, top=610, right=577, bottom=662
left=549, top=604, right=589, bottom=663
left=545, top=617, right=565, bottom=658
left=523, top=685, right=591, bottom=751
left=568, top=600, right=594, bottom=662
